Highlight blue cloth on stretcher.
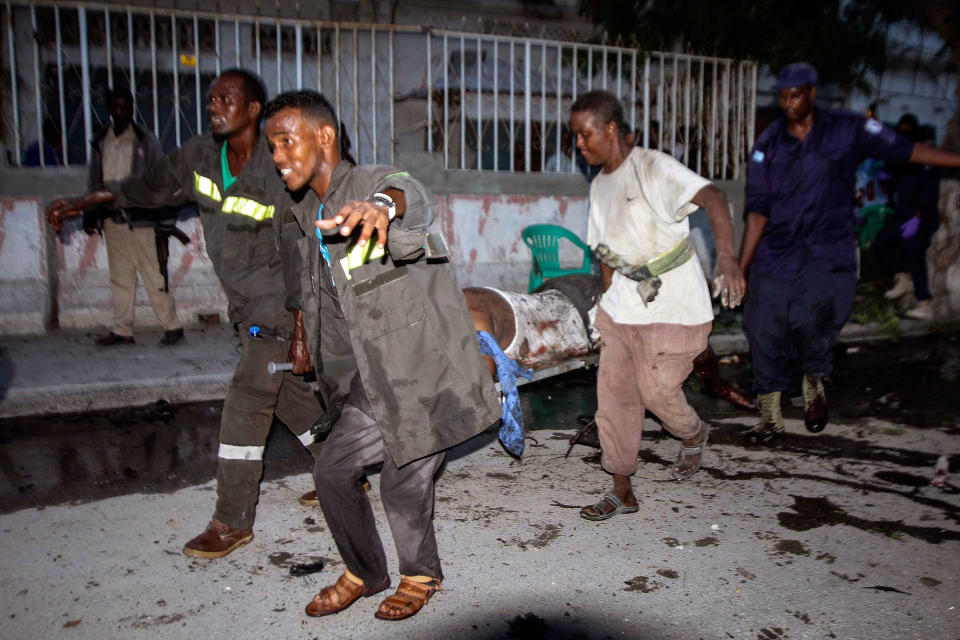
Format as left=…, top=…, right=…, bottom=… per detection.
left=477, top=331, right=533, bottom=457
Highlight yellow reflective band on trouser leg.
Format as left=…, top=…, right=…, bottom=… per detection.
left=338, top=240, right=386, bottom=281
left=218, top=443, right=265, bottom=460
left=193, top=172, right=222, bottom=202
left=222, top=196, right=275, bottom=221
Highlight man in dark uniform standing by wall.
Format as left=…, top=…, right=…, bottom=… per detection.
left=740, top=62, right=960, bottom=443
left=45, top=69, right=324, bottom=559
left=264, top=90, right=500, bottom=621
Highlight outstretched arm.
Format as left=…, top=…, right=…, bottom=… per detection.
left=46, top=189, right=116, bottom=231
left=316, top=188, right=407, bottom=250
left=909, top=143, right=960, bottom=169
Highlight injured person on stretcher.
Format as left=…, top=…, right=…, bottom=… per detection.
left=463, top=274, right=754, bottom=411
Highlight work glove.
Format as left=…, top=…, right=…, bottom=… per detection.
left=900, top=216, right=921, bottom=240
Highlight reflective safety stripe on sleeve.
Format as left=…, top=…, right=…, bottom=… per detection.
left=194, top=172, right=222, bottom=202
left=223, top=196, right=275, bottom=221
left=217, top=443, right=265, bottom=460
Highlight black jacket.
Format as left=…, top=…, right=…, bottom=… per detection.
left=112, top=132, right=296, bottom=327
left=84, top=120, right=174, bottom=231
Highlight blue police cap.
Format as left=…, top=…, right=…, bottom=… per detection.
left=772, top=62, right=818, bottom=90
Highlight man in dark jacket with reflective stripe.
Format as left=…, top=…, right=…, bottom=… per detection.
left=46, top=69, right=324, bottom=559
left=264, top=90, right=500, bottom=622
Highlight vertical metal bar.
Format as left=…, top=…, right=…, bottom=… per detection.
left=30, top=5, right=42, bottom=165
left=509, top=39, right=514, bottom=172
left=56, top=6, right=67, bottom=164
left=171, top=14, right=180, bottom=147
left=642, top=55, right=649, bottom=148
left=127, top=10, right=136, bottom=119
left=492, top=37, right=498, bottom=170
left=276, top=21, right=282, bottom=94
left=79, top=6, right=92, bottom=162
left=295, top=25, right=303, bottom=89
left=443, top=33, right=448, bottom=169
left=105, top=8, right=112, bottom=87
left=707, top=58, right=717, bottom=180
left=233, top=18, right=239, bottom=67
left=371, top=27, right=377, bottom=164
left=555, top=44, right=561, bottom=172
left=524, top=40, right=530, bottom=173
left=334, top=26, right=340, bottom=135
left=255, top=19, right=261, bottom=77
left=670, top=54, right=677, bottom=155
left=353, top=28, right=359, bottom=164
left=571, top=46, right=577, bottom=102
left=586, top=47, right=592, bottom=91
left=722, top=60, right=729, bottom=179
left=616, top=49, right=621, bottom=98
left=317, top=26, right=322, bottom=93
left=150, top=12, right=158, bottom=136
left=214, top=17, right=220, bottom=76
left=459, top=34, right=465, bottom=170
left=389, top=29, right=394, bottom=165
left=601, top=47, right=606, bottom=90
left=630, top=50, right=636, bottom=135
left=476, top=37, right=482, bottom=170
left=7, top=2, right=22, bottom=165
left=734, top=62, right=742, bottom=179
left=540, top=41, right=546, bottom=171
left=426, top=31, right=431, bottom=153
left=697, top=59, right=704, bottom=175
left=194, top=15, right=201, bottom=135
left=684, top=56, right=691, bottom=166
left=656, top=53, right=664, bottom=150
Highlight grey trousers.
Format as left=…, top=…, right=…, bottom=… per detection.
left=314, top=374, right=445, bottom=585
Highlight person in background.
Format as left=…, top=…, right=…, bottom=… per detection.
left=873, top=114, right=941, bottom=320
left=82, top=86, right=184, bottom=347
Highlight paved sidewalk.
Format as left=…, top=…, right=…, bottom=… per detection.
left=0, top=319, right=936, bottom=419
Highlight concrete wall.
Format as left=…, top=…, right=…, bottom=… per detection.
left=0, top=159, right=750, bottom=337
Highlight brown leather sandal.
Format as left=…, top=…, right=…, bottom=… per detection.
left=305, top=573, right=390, bottom=617
left=374, top=577, right=441, bottom=621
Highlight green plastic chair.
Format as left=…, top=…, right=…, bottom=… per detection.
left=521, top=224, right=592, bottom=292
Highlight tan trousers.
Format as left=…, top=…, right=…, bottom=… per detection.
left=594, top=307, right=710, bottom=477
left=102, top=219, right=181, bottom=336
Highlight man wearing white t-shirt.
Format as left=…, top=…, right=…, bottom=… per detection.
left=570, top=91, right=746, bottom=521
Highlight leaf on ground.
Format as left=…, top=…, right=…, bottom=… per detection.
left=736, top=567, right=756, bottom=580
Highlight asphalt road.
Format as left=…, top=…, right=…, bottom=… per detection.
left=0, top=334, right=958, bottom=639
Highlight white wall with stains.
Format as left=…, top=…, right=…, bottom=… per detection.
left=0, top=166, right=751, bottom=336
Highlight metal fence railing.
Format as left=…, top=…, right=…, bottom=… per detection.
left=3, top=1, right=758, bottom=179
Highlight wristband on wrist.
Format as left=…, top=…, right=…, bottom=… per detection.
left=368, top=192, right=397, bottom=221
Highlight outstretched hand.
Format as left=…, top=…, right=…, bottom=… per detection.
left=45, top=198, right=83, bottom=232
left=316, top=199, right=391, bottom=249
left=712, top=255, right=746, bottom=308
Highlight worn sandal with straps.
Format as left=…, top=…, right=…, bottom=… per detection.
left=374, top=576, right=441, bottom=621
left=305, top=573, right=390, bottom=617
left=672, top=421, right=710, bottom=480
left=579, top=491, right=640, bottom=521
